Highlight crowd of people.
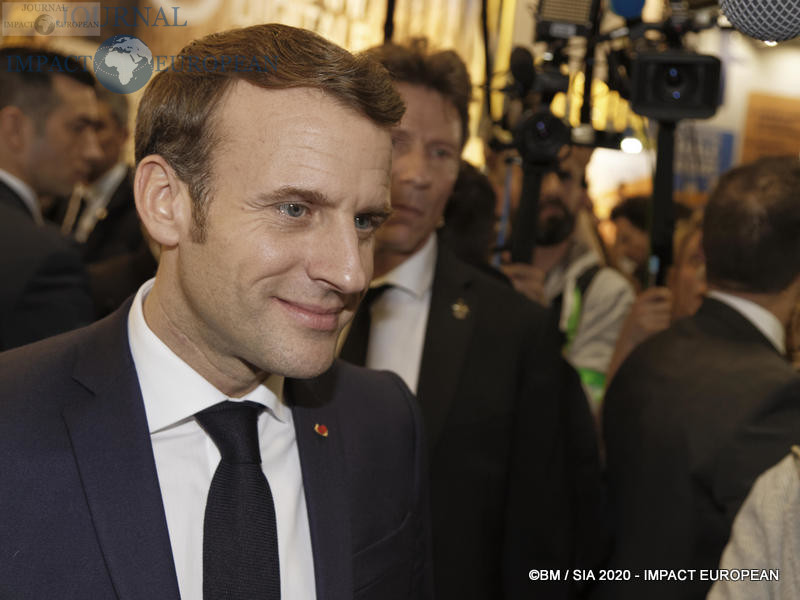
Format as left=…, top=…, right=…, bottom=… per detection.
left=1, top=23, right=799, bottom=600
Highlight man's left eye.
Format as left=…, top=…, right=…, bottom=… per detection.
left=278, top=203, right=307, bottom=218
left=354, top=214, right=382, bottom=231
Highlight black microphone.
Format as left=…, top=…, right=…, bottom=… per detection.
left=720, top=0, right=800, bottom=42
left=509, top=46, right=536, bottom=98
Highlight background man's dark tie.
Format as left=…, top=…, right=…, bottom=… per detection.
left=340, top=284, right=393, bottom=366
left=196, top=401, right=280, bottom=600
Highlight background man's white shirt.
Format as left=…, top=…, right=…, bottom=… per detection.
left=365, top=233, right=437, bottom=393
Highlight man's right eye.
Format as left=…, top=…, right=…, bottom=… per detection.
left=278, top=203, right=308, bottom=218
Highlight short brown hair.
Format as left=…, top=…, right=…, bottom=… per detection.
left=365, top=39, right=472, bottom=148
left=135, top=23, right=405, bottom=240
left=704, top=155, right=800, bottom=293
left=0, top=47, right=96, bottom=130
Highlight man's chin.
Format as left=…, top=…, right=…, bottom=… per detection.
left=287, top=355, right=336, bottom=380
left=281, top=341, right=341, bottom=380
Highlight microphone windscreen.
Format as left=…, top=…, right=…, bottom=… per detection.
left=610, top=0, right=646, bottom=19
left=720, top=0, right=800, bottom=42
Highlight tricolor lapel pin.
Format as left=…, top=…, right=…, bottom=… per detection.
left=314, top=423, right=329, bottom=437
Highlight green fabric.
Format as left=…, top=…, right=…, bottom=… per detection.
left=563, top=286, right=583, bottom=355
left=577, top=367, right=606, bottom=408
left=563, top=284, right=606, bottom=407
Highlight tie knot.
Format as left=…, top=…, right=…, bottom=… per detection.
left=196, top=401, right=263, bottom=464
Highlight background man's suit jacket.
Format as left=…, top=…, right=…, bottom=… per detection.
left=79, top=168, right=142, bottom=264
left=0, top=181, right=93, bottom=351
left=0, top=301, right=432, bottom=600
left=45, top=169, right=158, bottom=317
left=600, top=298, right=800, bottom=600
left=416, top=244, right=607, bottom=600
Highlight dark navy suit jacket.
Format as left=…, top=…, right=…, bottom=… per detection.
left=0, top=181, right=94, bottom=350
left=413, top=243, right=607, bottom=600
left=0, top=300, right=432, bottom=599
left=601, top=298, right=800, bottom=600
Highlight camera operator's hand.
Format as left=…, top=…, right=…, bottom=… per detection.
left=625, top=286, right=673, bottom=343
left=501, top=262, right=548, bottom=306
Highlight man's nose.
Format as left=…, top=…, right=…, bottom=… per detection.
left=308, top=221, right=370, bottom=295
left=396, top=145, right=432, bottom=188
left=82, top=127, right=103, bottom=165
left=539, top=171, right=562, bottom=196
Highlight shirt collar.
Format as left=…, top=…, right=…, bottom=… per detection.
left=373, top=233, right=437, bottom=299
left=127, top=278, right=287, bottom=433
left=0, top=168, right=42, bottom=224
left=708, top=290, right=786, bottom=354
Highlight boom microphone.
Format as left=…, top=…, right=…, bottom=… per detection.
left=720, top=0, right=800, bottom=42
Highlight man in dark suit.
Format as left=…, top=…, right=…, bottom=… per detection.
left=343, top=41, right=607, bottom=600
left=0, top=24, right=431, bottom=600
left=600, top=156, right=800, bottom=600
left=52, top=86, right=157, bottom=316
left=0, top=47, right=98, bottom=350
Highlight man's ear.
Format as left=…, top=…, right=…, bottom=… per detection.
left=0, top=106, right=32, bottom=152
left=134, top=155, right=190, bottom=248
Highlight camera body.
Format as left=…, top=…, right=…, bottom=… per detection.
left=630, top=51, right=721, bottom=121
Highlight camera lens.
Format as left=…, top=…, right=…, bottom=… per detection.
left=535, top=120, right=550, bottom=139
left=655, top=63, right=695, bottom=103
left=514, top=110, right=568, bottom=165
left=666, top=67, right=682, bottom=86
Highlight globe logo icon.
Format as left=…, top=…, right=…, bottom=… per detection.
left=34, top=14, right=55, bottom=35
left=94, top=35, right=154, bottom=94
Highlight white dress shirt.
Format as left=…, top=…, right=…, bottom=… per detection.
left=0, top=168, right=43, bottom=224
left=366, top=233, right=437, bottom=394
left=127, top=279, right=316, bottom=600
left=708, top=290, right=786, bottom=354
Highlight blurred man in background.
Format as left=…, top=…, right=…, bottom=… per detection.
left=49, top=85, right=157, bottom=316
left=0, top=47, right=98, bottom=350
left=344, top=40, right=607, bottom=600
left=501, top=148, right=634, bottom=415
left=601, top=156, right=800, bottom=600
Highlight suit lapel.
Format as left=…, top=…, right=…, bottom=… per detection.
left=62, top=306, right=181, bottom=600
left=289, top=371, right=352, bottom=600
left=417, top=245, right=476, bottom=451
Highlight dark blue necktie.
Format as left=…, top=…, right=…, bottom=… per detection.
left=196, top=401, right=280, bottom=600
